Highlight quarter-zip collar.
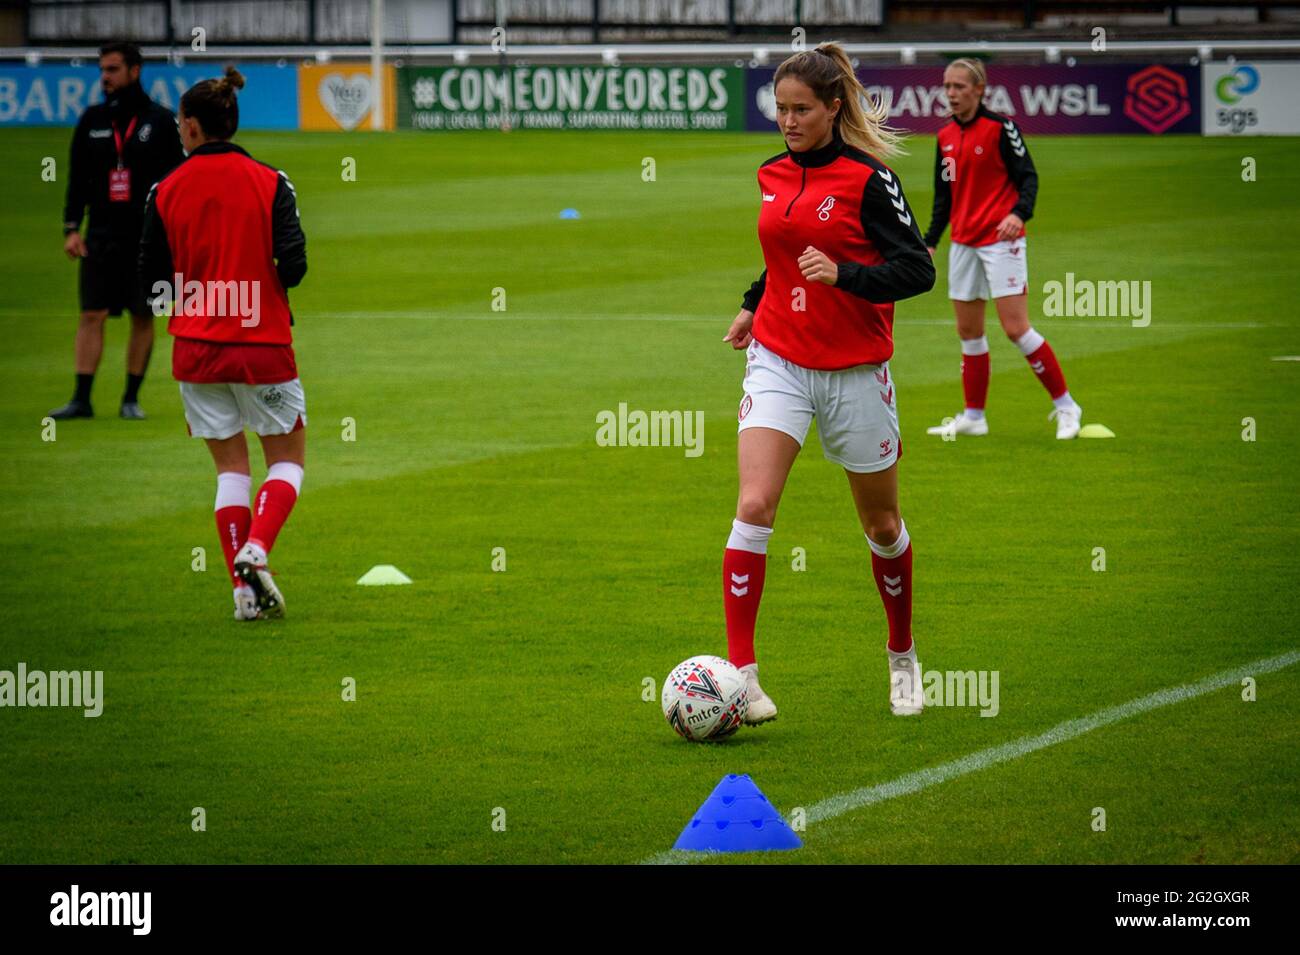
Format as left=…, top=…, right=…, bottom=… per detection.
left=788, top=124, right=845, bottom=168
left=953, top=103, right=993, bottom=128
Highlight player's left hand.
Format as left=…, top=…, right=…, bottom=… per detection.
left=995, top=214, right=1024, bottom=242
left=798, top=246, right=837, bottom=285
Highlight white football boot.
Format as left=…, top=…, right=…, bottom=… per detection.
left=1049, top=404, right=1082, bottom=440
left=926, top=412, right=988, bottom=438
left=233, top=541, right=285, bottom=618
left=739, top=663, right=778, bottom=725
left=888, top=645, right=924, bottom=716
left=233, top=585, right=261, bottom=621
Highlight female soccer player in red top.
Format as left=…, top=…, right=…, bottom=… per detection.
left=722, top=43, right=935, bottom=721
left=140, top=68, right=308, bottom=621
left=923, top=58, right=1083, bottom=440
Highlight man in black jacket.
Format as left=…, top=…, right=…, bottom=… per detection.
left=52, top=41, right=185, bottom=420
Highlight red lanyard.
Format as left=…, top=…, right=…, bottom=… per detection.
left=112, top=116, right=138, bottom=169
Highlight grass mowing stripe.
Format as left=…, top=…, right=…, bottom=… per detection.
left=0, top=309, right=1277, bottom=329
left=642, top=649, right=1300, bottom=865
left=303, top=315, right=1279, bottom=329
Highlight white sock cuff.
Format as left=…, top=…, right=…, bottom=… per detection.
left=867, top=519, right=910, bottom=559
left=727, top=519, right=773, bottom=555
left=266, top=461, right=304, bottom=496
left=1015, top=327, right=1045, bottom=356
left=215, top=471, right=252, bottom=511
left=960, top=335, right=989, bottom=356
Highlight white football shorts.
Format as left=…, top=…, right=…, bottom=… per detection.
left=948, top=236, right=1028, bottom=301
left=179, top=378, right=307, bottom=440
left=737, top=339, right=900, bottom=473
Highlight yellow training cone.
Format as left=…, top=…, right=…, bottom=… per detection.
left=1078, top=424, right=1115, bottom=439
left=357, top=565, right=413, bottom=585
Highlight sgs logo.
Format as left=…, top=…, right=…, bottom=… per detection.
left=1215, top=65, right=1260, bottom=105
left=1214, top=67, right=1261, bottom=134
left=1217, top=108, right=1258, bottom=133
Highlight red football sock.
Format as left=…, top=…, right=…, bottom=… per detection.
left=216, top=506, right=251, bottom=587
left=724, top=548, right=767, bottom=668
left=961, top=349, right=990, bottom=411
left=1025, top=341, right=1068, bottom=400
left=870, top=524, right=913, bottom=654
left=248, top=479, right=298, bottom=555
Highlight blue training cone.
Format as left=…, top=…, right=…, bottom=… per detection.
left=673, top=773, right=802, bottom=853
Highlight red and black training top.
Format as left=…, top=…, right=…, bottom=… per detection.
left=741, top=127, right=934, bottom=371
left=139, top=141, right=307, bottom=385
left=924, top=103, right=1038, bottom=248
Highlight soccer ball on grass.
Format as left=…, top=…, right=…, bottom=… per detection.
left=662, top=655, right=748, bottom=741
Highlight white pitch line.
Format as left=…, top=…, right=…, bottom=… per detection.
left=641, top=649, right=1300, bottom=865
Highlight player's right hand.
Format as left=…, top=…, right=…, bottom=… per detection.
left=63, top=232, right=87, bottom=259
left=926, top=246, right=936, bottom=257
left=723, top=309, right=754, bottom=350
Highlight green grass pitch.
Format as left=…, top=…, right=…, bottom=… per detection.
left=0, top=128, right=1296, bottom=864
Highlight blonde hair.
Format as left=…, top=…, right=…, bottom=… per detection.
left=773, top=42, right=905, bottom=158
left=946, top=57, right=988, bottom=92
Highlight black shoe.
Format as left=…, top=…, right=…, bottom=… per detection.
left=48, top=399, right=94, bottom=419
left=119, top=401, right=146, bottom=420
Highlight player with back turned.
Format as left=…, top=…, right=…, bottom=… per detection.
left=721, top=43, right=935, bottom=721
left=140, top=68, right=308, bottom=622
left=53, top=41, right=184, bottom=420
